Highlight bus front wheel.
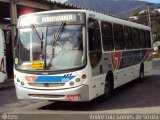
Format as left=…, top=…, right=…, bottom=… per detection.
left=100, top=74, right=113, bottom=101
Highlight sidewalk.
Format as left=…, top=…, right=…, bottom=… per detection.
left=0, top=79, right=14, bottom=89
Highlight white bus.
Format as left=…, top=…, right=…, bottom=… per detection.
left=14, top=9, right=152, bottom=101
left=0, top=29, right=7, bottom=83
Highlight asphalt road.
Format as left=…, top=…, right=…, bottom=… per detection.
left=0, top=60, right=160, bottom=120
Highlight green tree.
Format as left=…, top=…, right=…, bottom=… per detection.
left=131, top=9, right=140, bottom=16
left=133, top=10, right=160, bottom=43
left=148, top=12, right=160, bottom=42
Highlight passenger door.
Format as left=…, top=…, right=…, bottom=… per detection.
left=88, top=18, right=102, bottom=76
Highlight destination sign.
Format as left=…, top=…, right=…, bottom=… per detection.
left=41, top=14, right=75, bottom=23
left=19, top=12, right=85, bottom=27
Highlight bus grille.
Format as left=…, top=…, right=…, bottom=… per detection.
left=28, top=83, right=65, bottom=87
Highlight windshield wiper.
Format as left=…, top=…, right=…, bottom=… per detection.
left=52, top=22, right=66, bottom=46
left=30, top=24, right=44, bottom=54
left=47, top=22, right=66, bottom=69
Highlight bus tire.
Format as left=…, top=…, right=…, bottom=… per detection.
left=100, top=73, right=113, bottom=101
left=138, top=64, right=144, bottom=82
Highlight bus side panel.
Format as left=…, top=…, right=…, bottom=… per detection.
left=110, top=49, right=152, bottom=88
left=102, top=52, right=135, bottom=89
left=87, top=54, right=106, bottom=99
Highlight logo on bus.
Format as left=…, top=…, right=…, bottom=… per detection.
left=111, top=52, right=122, bottom=70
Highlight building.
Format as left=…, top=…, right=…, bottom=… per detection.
left=0, top=0, right=81, bottom=28
left=0, top=0, right=80, bottom=78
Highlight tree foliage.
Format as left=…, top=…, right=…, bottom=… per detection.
left=131, top=9, right=140, bottom=16
left=134, top=11, right=160, bottom=43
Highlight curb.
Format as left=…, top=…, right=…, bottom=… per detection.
left=0, top=79, right=14, bottom=89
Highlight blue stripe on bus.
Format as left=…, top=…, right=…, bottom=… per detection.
left=34, top=76, right=76, bottom=83
left=119, top=50, right=148, bottom=69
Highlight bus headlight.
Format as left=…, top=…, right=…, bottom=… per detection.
left=21, top=81, right=25, bottom=86
left=69, top=81, right=74, bottom=86
left=17, top=78, right=20, bottom=82
left=75, top=78, right=80, bottom=82
left=81, top=74, right=87, bottom=80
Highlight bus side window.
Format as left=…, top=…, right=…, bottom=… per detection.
left=133, top=28, right=140, bottom=49
left=146, top=30, right=151, bottom=48
left=101, top=21, right=114, bottom=51
left=140, top=29, right=146, bottom=48
left=113, top=24, right=124, bottom=50
left=124, top=26, right=133, bottom=50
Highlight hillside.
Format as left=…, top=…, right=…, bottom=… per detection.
left=66, top=0, right=160, bottom=16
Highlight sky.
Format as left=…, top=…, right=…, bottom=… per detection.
left=143, top=0, right=160, bottom=3
left=54, top=0, right=160, bottom=3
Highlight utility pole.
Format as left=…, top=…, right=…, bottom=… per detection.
left=147, top=1, right=153, bottom=27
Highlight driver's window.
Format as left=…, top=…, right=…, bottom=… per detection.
left=88, top=18, right=101, bottom=51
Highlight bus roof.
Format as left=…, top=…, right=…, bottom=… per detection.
left=19, top=9, right=150, bottom=30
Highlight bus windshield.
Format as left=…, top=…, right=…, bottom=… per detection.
left=15, top=24, right=85, bottom=71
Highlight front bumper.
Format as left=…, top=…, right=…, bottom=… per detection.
left=15, top=84, right=89, bottom=101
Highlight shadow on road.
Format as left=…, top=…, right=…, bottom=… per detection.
left=39, top=74, right=160, bottom=111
